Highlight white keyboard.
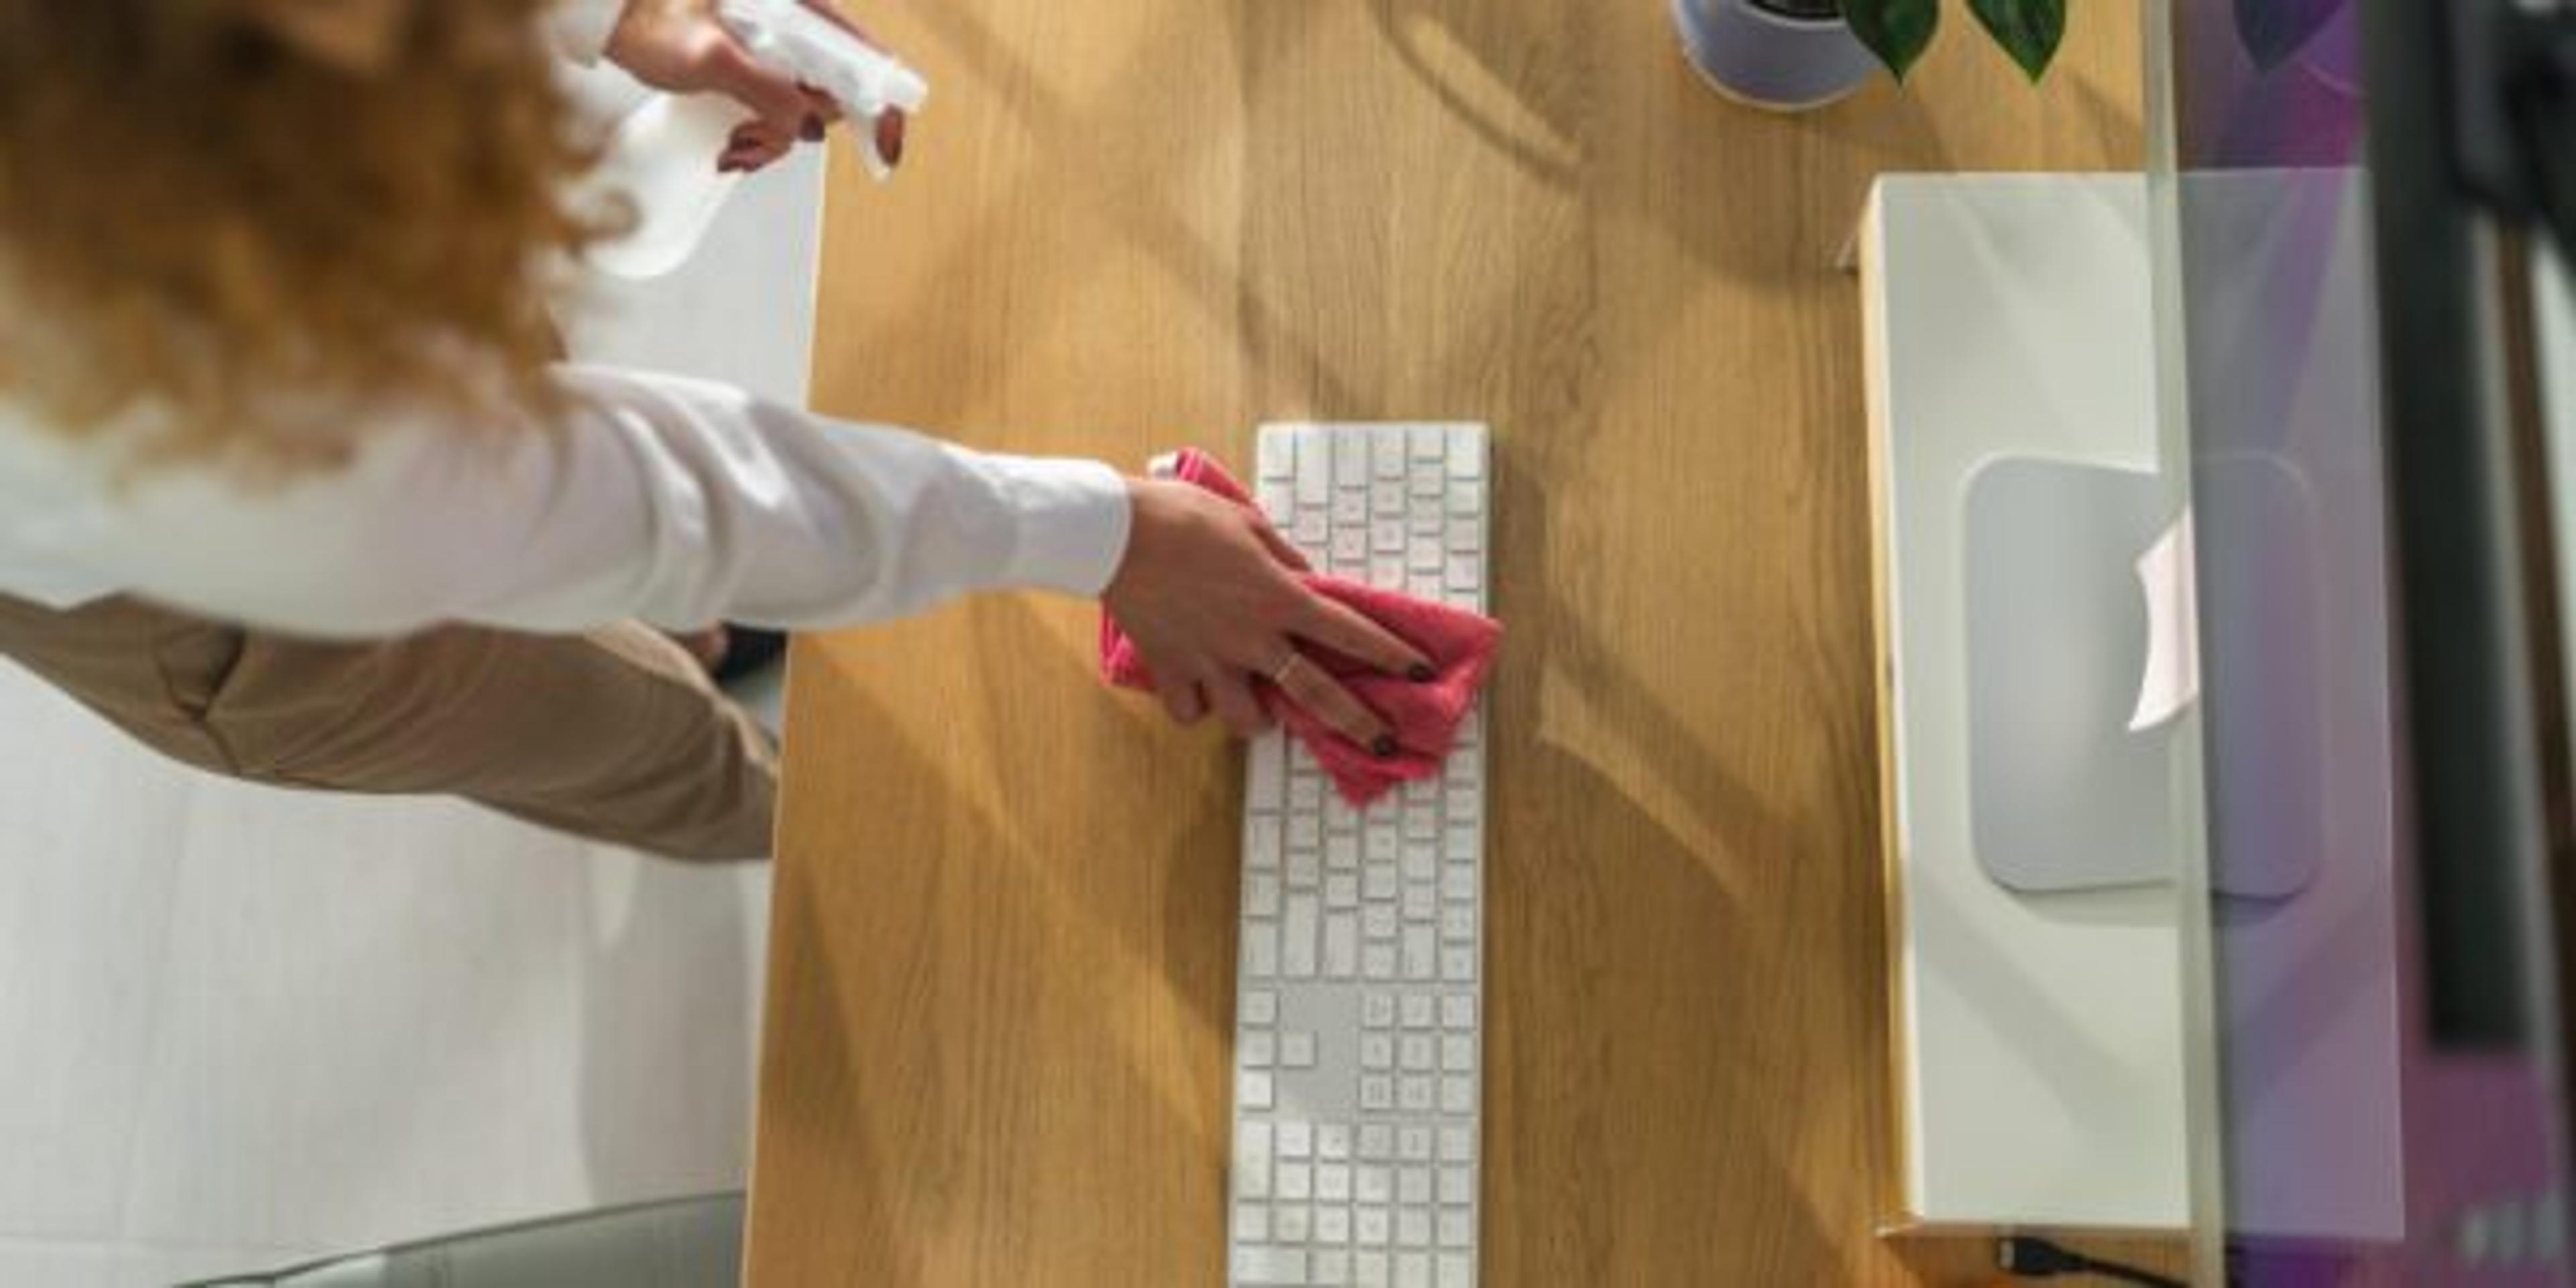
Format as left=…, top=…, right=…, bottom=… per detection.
left=1228, top=423, right=1490, bottom=1288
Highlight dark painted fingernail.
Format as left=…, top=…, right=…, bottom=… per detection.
left=878, top=113, right=907, bottom=166
left=1371, top=735, right=1398, bottom=759
left=802, top=115, right=826, bottom=142
left=1407, top=663, right=1436, bottom=683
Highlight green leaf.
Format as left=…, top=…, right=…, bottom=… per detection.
left=1969, top=0, right=2065, bottom=81
left=1842, top=0, right=1940, bottom=82
left=2233, top=0, right=2345, bottom=71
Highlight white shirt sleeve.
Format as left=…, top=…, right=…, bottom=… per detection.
left=546, top=0, right=625, bottom=64
left=63, top=364, right=1134, bottom=639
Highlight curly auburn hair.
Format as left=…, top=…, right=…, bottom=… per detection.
left=0, top=0, right=607, bottom=470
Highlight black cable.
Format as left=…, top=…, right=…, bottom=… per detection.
left=1996, top=1235, right=2188, bottom=1288
left=2506, top=7, right=2576, bottom=264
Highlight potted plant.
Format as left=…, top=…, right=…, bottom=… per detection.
left=1671, top=0, right=2067, bottom=110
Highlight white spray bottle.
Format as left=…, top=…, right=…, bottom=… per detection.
left=580, top=0, right=928, bottom=280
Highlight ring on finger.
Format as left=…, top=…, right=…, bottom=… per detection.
left=1267, top=650, right=1305, bottom=687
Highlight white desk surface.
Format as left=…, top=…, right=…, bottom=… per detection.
left=1862, top=173, right=2188, bottom=1230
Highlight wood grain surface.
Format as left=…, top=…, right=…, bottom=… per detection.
left=748, top=1, right=2161, bottom=1283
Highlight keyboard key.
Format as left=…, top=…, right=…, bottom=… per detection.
left=1297, top=433, right=1333, bottom=505
left=1247, top=873, right=1281, bottom=918
left=1240, top=1030, right=1275, bottom=1067
left=1399, top=1126, right=1433, bottom=1161
left=1279, top=1162, right=1313, bottom=1201
left=1362, top=1033, right=1394, bottom=1070
left=1279, top=1120, right=1312, bottom=1159
left=1400, top=1076, right=1435, bottom=1112
left=1448, top=482, right=1483, bottom=516
left=1440, top=1166, right=1473, bottom=1205
left=1277, top=1203, right=1312, bottom=1242
left=1241, top=989, right=1277, bottom=1026
left=1404, top=926, right=1437, bottom=979
left=1356, top=1249, right=1391, bottom=1287
left=1363, top=945, right=1398, bottom=979
left=1357, top=1204, right=1392, bottom=1244
left=1248, top=822, right=1281, bottom=871
left=1438, top=1252, right=1473, bottom=1287
left=1411, top=466, right=1445, bottom=498
left=1402, top=994, right=1436, bottom=1029
left=1238, top=1203, right=1271, bottom=1243
left=1289, top=853, right=1322, bottom=890
left=1439, top=1126, right=1474, bottom=1162
left=1316, top=1247, right=1352, bottom=1284
left=1319, top=1123, right=1352, bottom=1161
left=1448, top=425, right=1484, bottom=478
left=1318, top=1163, right=1352, bottom=1202
left=1440, top=994, right=1474, bottom=1030
left=1441, top=1034, right=1476, bottom=1073
left=1328, top=835, right=1360, bottom=869
left=1441, top=907, right=1474, bottom=941
left=1403, top=846, right=1437, bottom=883
left=1365, top=870, right=1400, bottom=906
left=1325, top=915, right=1359, bottom=977
left=1243, top=922, right=1278, bottom=979
left=1375, top=430, right=1409, bottom=478
left=1374, top=519, right=1407, bottom=553
left=1238, top=1122, right=1273, bottom=1197
left=1405, top=882, right=1437, bottom=919
left=1401, top=1033, right=1436, bottom=1071
left=1327, top=874, right=1360, bottom=908
left=1360, top=1077, right=1394, bottom=1111
left=1443, top=827, right=1478, bottom=861
left=1258, top=431, right=1296, bottom=480
left=1438, top=1210, right=1472, bottom=1250
left=1397, top=1251, right=1432, bottom=1288
left=1441, top=1076, right=1474, bottom=1115
left=1363, top=993, right=1396, bottom=1028
left=1400, top=1167, right=1433, bottom=1205
left=1249, top=737, right=1286, bottom=810
left=1366, top=826, right=1399, bottom=862
left=1283, top=1031, right=1317, bottom=1069
left=1334, top=527, right=1368, bottom=564
left=1398, top=1208, right=1434, bottom=1248
left=1258, top=481, right=1294, bottom=523
left=1236, top=1246, right=1308, bottom=1284
left=1358, top=1165, right=1393, bottom=1203
left=1444, top=865, right=1477, bottom=902
left=1337, top=437, right=1371, bottom=486
left=1327, top=796, right=1360, bottom=833
left=1284, top=895, right=1320, bottom=977
left=1240, top=1071, right=1274, bottom=1112
left=1442, top=948, right=1476, bottom=982
left=1410, top=426, right=1446, bottom=460
left=1447, top=519, right=1481, bottom=553
left=1358, top=1125, right=1393, bottom=1160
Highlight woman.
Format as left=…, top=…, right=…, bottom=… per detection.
left=0, top=0, right=1421, bottom=859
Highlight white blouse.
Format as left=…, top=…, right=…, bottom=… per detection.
left=0, top=1, right=1133, bottom=640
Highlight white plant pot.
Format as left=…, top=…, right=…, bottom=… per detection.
left=1670, top=0, right=1880, bottom=112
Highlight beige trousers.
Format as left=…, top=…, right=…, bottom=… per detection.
left=0, top=594, right=778, bottom=861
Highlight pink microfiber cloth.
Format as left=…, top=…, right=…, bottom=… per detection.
left=1100, top=449, right=1501, bottom=807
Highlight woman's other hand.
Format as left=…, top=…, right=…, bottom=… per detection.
left=604, top=0, right=902, bottom=173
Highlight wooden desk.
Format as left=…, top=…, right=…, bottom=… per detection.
left=749, top=3, right=2145, bottom=1283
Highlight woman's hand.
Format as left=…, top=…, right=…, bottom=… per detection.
left=1105, top=480, right=1434, bottom=753
left=604, top=0, right=905, bottom=174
